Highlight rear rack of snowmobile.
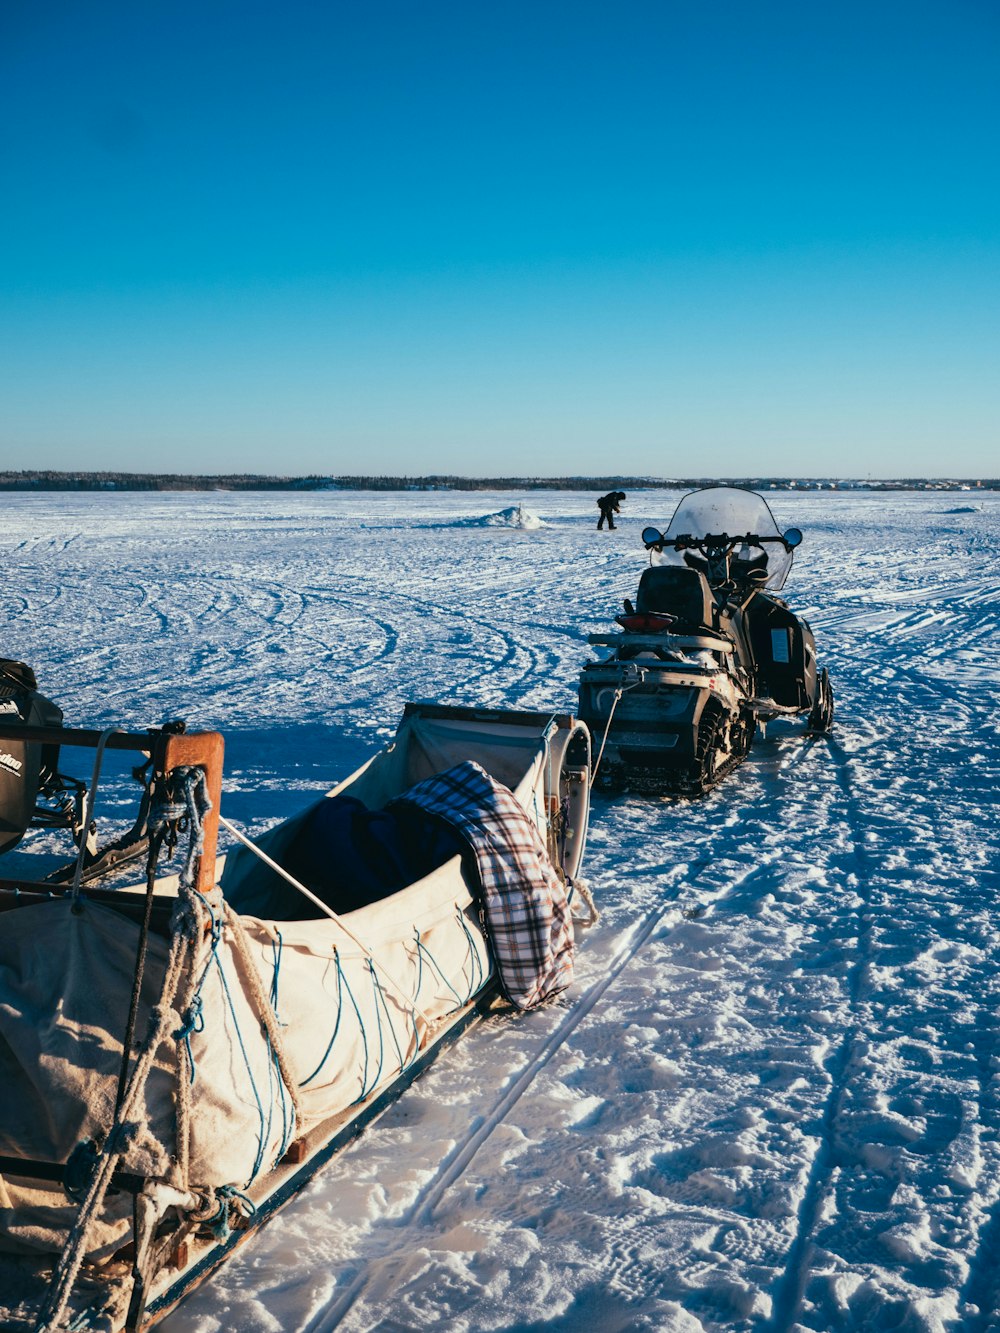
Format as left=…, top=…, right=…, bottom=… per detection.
left=587, top=631, right=734, bottom=652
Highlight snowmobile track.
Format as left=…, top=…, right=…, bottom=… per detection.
left=764, top=732, right=878, bottom=1333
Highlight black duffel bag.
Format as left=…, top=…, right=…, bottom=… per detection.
left=0, top=660, right=64, bottom=853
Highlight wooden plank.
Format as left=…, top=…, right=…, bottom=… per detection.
left=159, top=732, right=224, bottom=895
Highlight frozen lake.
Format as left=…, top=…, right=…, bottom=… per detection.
left=2, top=486, right=999, bottom=1332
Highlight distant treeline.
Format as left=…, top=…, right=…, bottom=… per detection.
left=0, top=471, right=995, bottom=493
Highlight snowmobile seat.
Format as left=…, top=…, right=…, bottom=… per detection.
left=636, top=566, right=715, bottom=630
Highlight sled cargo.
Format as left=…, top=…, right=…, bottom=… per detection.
left=0, top=703, right=591, bottom=1331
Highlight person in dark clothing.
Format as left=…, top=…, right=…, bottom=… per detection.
left=597, top=490, right=626, bottom=530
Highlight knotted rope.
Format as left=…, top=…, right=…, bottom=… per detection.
left=35, top=768, right=212, bottom=1333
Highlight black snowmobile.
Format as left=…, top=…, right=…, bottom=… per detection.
left=0, top=658, right=173, bottom=882
left=578, top=486, right=834, bottom=795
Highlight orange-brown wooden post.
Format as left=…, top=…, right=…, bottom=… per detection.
left=158, top=731, right=225, bottom=893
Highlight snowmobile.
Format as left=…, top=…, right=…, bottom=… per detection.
left=0, top=658, right=170, bottom=882
left=578, top=486, right=834, bottom=795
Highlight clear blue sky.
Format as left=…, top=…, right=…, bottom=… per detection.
left=1, top=1, right=997, bottom=478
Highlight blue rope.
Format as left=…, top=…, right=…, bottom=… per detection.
left=171, top=891, right=219, bottom=1082
left=210, top=951, right=268, bottom=1184
left=176, top=881, right=294, bottom=1179
left=207, top=1184, right=257, bottom=1241
left=262, top=1022, right=294, bottom=1163
left=455, top=909, right=487, bottom=1001
left=172, top=889, right=223, bottom=1084
left=299, top=950, right=346, bottom=1087
left=341, top=960, right=372, bottom=1105
left=173, top=995, right=205, bottom=1083
left=413, top=929, right=426, bottom=1003
left=368, top=957, right=411, bottom=1074
left=269, top=930, right=284, bottom=1016
left=355, top=961, right=386, bottom=1102
left=413, top=928, right=464, bottom=1008
left=266, top=929, right=295, bottom=1152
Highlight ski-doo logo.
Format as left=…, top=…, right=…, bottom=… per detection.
left=0, top=751, right=23, bottom=775
left=0, top=700, right=20, bottom=716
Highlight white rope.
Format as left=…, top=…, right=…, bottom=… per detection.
left=218, top=815, right=436, bottom=1032
left=590, top=689, right=624, bottom=784
left=223, top=902, right=304, bottom=1126
left=569, top=877, right=599, bottom=928
left=590, top=669, right=647, bottom=785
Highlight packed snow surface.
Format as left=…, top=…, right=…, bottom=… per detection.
left=2, top=488, right=999, bottom=1333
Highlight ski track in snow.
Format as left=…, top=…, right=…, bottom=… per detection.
left=1, top=488, right=999, bottom=1332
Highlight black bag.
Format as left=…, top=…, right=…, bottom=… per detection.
left=0, top=660, right=63, bottom=853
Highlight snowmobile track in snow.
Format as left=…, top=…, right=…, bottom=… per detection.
left=764, top=735, right=878, bottom=1332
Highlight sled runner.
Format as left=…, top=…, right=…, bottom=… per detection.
left=0, top=703, right=591, bottom=1331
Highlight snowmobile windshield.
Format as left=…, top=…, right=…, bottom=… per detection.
left=656, top=486, right=795, bottom=590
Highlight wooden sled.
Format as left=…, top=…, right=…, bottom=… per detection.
left=0, top=704, right=591, bottom=1331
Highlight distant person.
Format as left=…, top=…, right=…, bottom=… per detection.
left=597, top=491, right=626, bottom=530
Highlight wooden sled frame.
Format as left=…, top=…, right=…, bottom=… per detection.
left=0, top=722, right=224, bottom=904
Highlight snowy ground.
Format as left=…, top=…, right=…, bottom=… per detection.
left=2, top=486, right=999, bottom=1333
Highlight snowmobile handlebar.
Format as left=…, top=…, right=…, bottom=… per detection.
left=641, top=527, right=803, bottom=554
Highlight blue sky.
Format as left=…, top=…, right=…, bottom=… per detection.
left=1, top=1, right=997, bottom=478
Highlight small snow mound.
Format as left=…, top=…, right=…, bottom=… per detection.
left=456, top=505, right=548, bottom=530
left=940, top=505, right=981, bottom=514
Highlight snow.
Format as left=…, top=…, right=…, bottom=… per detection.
left=2, top=486, right=999, bottom=1332
left=443, top=504, right=549, bottom=530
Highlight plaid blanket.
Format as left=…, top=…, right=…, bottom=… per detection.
left=393, top=761, right=574, bottom=1010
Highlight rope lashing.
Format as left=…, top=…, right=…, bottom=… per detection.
left=368, top=958, right=409, bottom=1077
left=218, top=813, right=435, bottom=1034
left=269, top=930, right=285, bottom=1016
left=199, top=1185, right=257, bottom=1243
left=299, top=948, right=348, bottom=1087
left=148, top=764, right=212, bottom=883
left=219, top=903, right=302, bottom=1157
left=114, top=761, right=205, bottom=1120
left=173, top=995, right=205, bottom=1082
left=591, top=668, right=646, bottom=784
left=210, top=951, right=270, bottom=1183
left=455, top=909, right=487, bottom=998
left=36, top=764, right=214, bottom=1332
left=567, top=876, right=599, bottom=927
left=36, top=913, right=197, bottom=1333
left=413, top=927, right=464, bottom=1009
left=412, top=915, right=486, bottom=1016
